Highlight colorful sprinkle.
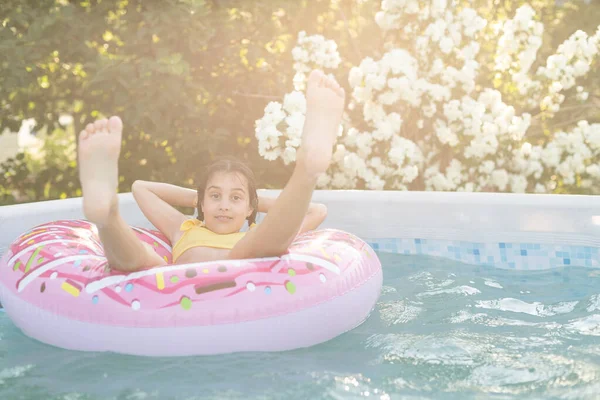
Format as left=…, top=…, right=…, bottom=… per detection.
left=202, top=268, right=209, bottom=274
left=74, top=260, right=82, bottom=267
left=288, top=268, right=296, bottom=276
left=163, top=255, right=168, bottom=262
left=50, top=272, right=58, bottom=279
left=78, top=250, right=88, bottom=254
left=21, top=230, right=44, bottom=240
left=13, top=261, right=21, bottom=272
left=170, top=275, right=179, bottom=284
left=92, top=295, right=99, bottom=304
left=195, top=281, right=236, bottom=294
left=185, top=269, right=197, bottom=278
left=180, top=296, right=192, bottom=310
left=218, top=266, right=227, bottom=273
left=156, top=272, right=165, bottom=290
left=285, top=281, right=296, bottom=294
left=246, top=282, right=256, bottom=292
left=125, top=283, right=134, bottom=292
left=115, top=285, right=122, bottom=293
left=25, top=246, right=44, bottom=273
left=153, top=241, right=159, bottom=247
left=61, top=281, right=80, bottom=297
left=264, top=286, right=272, bottom=295
left=37, top=257, right=44, bottom=264
left=319, top=273, right=327, bottom=283
left=40, top=282, right=46, bottom=292
left=131, top=300, right=141, bottom=310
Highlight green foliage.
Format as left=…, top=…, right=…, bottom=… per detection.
left=1, top=125, right=78, bottom=204
left=0, top=0, right=598, bottom=204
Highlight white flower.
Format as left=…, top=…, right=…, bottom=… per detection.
left=464, top=132, right=498, bottom=159
left=292, top=31, right=341, bottom=78
left=316, top=173, right=331, bottom=188
left=479, top=160, right=495, bottom=174
left=255, top=3, right=598, bottom=195
left=255, top=123, right=278, bottom=141
left=263, top=102, right=286, bottom=122
left=262, top=149, right=281, bottom=161
left=587, top=164, right=600, bottom=178
left=356, top=133, right=374, bottom=157
left=491, top=169, right=509, bottom=191
left=549, top=82, right=563, bottom=93
left=342, top=152, right=366, bottom=178
left=400, top=165, right=420, bottom=183
left=285, top=112, right=305, bottom=137
left=332, top=172, right=353, bottom=188
left=366, top=175, right=386, bottom=190
left=369, top=156, right=386, bottom=175
left=292, top=47, right=309, bottom=63
left=378, top=90, right=400, bottom=105
left=576, top=91, right=589, bottom=102
left=583, top=122, right=600, bottom=150
left=283, top=91, right=307, bottom=114
left=510, top=175, right=528, bottom=193
left=293, top=72, right=307, bottom=91
left=281, top=147, right=296, bottom=165
left=348, top=67, right=363, bottom=87
left=434, top=119, right=459, bottom=146
left=439, top=36, right=454, bottom=54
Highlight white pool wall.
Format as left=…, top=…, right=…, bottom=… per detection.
left=1, top=190, right=599, bottom=253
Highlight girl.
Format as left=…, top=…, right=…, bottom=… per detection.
left=77, top=70, right=346, bottom=272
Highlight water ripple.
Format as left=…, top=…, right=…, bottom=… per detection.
left=378, top=300, right=423, bottom=325
left=475, top=298, right=578, bottom=317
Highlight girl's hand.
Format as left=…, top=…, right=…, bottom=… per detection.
left=258, top=195, right=326, bottom=232
left=299, top=203, right=327, bottom=233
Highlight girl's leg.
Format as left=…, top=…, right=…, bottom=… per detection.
left=229, top=70, right=345, bottom=259
left=95, top=197, right=167, bottom=271
left=79, top=116, right=166, bottom=272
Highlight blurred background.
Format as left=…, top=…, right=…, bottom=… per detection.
left=1, top=0, right=599, bottom=206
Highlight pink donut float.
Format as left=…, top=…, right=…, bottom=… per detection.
left=0, top=220, right=382, bottom=356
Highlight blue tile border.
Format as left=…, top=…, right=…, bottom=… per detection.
left=366, top=238, right=600, bottom=270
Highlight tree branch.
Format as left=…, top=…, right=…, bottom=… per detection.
left=232, top=90, right=280, bottom=100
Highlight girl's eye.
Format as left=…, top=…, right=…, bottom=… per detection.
left=233, top=196, right=241, bottom=201
left=211, top=193, right=220, bottom=199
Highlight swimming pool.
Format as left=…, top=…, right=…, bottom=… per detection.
left=1, top=191, right=599, bottom=399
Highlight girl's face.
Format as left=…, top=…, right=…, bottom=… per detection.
left=201, top=171, right=254, bottom=234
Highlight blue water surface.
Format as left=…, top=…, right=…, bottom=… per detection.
left=1, top=252, right=599, bottom=399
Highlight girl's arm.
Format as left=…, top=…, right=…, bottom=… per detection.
left=257, top=195, right=327, bottom=233
left=131, top=180, right=196, bottom=241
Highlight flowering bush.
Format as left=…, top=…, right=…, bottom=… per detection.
left=255, top=1, right=600, bottom=194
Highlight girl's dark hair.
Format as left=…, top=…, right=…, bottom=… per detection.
left=196, top=157, right=258, bottom=225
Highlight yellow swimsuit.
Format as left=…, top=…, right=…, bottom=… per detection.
left=171, top=219, right=254, bottom=262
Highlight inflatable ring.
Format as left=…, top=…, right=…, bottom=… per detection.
left=0, top=220, right=382, bottom=356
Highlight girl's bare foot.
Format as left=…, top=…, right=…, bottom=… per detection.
left=296, top=70, right=346, bottom=179
left=78, top=116, right=123, bottom=226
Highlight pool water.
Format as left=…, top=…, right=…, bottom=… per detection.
left=1, top=251, right=599, bottom=399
